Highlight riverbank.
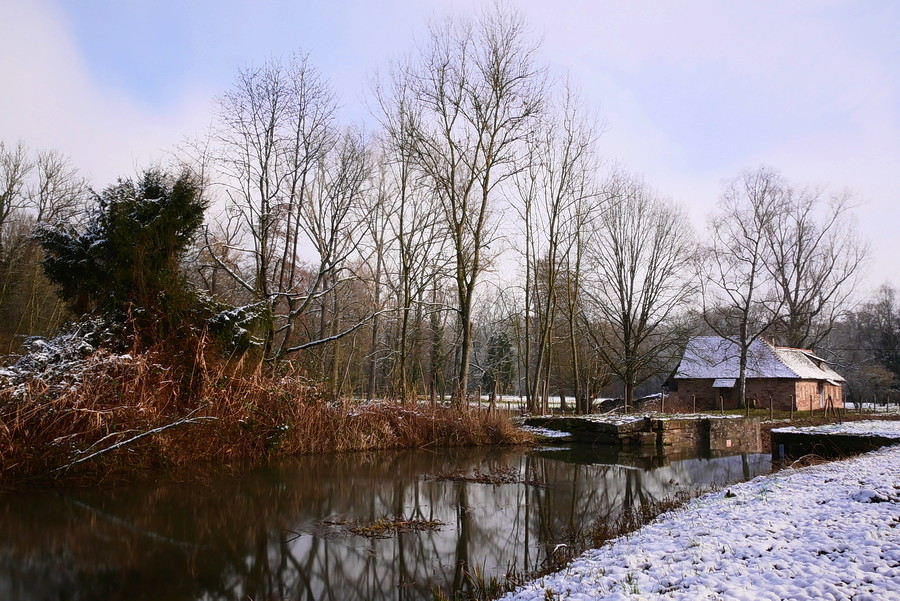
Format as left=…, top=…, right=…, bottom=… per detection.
left=0, top=348, right=532, bottom=486
left=500, top=430, right=900, bottom=600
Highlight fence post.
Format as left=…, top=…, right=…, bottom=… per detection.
left=769, top=395, right=773, bottom=421
left=692, top=394, right=696, bottom=414
left=720, top=395, right=724, bottom=414
left=790, top=395, right=794, bottom=421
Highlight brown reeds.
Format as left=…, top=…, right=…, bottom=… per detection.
left=316, top=515, right=446, bottom=539
left=0, top=344, right=533, bottom=486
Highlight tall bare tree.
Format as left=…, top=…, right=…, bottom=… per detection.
left=207, top=54, right=375, bottom=362
left=767, top=186, right=868, bottom=349
left=401, top=6, right=546, bottom=403
left=31, top=150, right=87, bottom=225
left=280, top=129, right=371, bottom=359
left=700, top=166, right=787, bottom=408
left=0, top=141, right=32, bottom=262
left=514, top=86, right=600, bottom=412
left=373, top=69, right=453, bottom=401
left=582, top=170, right=695, bottom=411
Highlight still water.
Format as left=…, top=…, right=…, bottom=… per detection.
left=0, top=445, right=770, bottom=601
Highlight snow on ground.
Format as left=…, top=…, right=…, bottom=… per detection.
left=533, top=413, right=745, bottom=424
left=501, top=431, right=900, bottom=600
left=650, top=413, right=744, bottom=421
left=519, top=425, right=572, bottom=438
left=772, top=420, right=900, bottom=439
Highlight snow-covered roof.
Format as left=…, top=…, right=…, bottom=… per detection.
left=673, top=336, right=845, bottom=382
left=775, top=347, right=845, bottom=382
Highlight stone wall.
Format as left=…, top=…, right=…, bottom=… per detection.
left=524, top=415, right=761, bottom=453
left=654, top=418, right=707, bottom=449
left=708, top=417, right=761, bottom=452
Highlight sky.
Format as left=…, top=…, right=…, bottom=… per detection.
left=1, top=0, right=898, bottom=291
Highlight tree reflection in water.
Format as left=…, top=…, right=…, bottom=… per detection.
left=0, top=446, right=770, bottom=601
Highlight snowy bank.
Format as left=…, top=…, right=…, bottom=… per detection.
left=501, top=441, right=900, bottom=600
left=772, top=419, right=900, bottom=439
left=519, top=425, right=572, bottom=438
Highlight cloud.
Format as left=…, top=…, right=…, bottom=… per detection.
left=1, top=0, right=896, bottom=288
left=519, top=0, right=899, bottom=287
left=0, top=0, right=213, bottom=186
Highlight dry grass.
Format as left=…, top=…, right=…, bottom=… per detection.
left=317, top=515, right=446, bottom=539
left=0, top=345, right=533, bottom=486
left=427, top=467, right=545, bottom=486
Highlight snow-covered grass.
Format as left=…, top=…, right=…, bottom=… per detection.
left=846, top=402, right=900, bottom=413
left=772, top=420, right=900, bottom=439
left=519, top=425, right=572, bottom=438
left=501, top=436, right=900, bottom=600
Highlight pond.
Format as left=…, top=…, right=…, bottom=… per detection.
left=0, top=445, right=771, bottom=601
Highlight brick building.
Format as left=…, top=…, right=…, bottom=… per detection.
left=667, top=336, right=844, bottom=411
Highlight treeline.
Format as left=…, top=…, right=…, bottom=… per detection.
left=0, top=7, right=891, bottom=410
left=0, top=142, right=86, bottom=350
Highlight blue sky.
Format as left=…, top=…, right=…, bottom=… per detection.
left=1, top=0, right=898, bottom=290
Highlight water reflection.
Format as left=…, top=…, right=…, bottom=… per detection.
left=0, top=446, right=770, bottom=601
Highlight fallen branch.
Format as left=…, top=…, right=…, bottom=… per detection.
left=52, top=409, right=217, bottom=473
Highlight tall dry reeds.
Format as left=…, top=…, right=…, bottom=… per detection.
left=0, top=344, right=532, bottom=486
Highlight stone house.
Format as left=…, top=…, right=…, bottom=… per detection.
left=666, top=336, right=845, bottom=411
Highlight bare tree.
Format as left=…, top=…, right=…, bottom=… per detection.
left=401, top=6, right=546, bottom=404
left=374, top=64, right=453, bottom=402
left=583, top=170, right=695, bottom=411
left=514, top=86, right=600, bottom=412
left=280, top=129, right=370, bottom=361
left=0, top=141, right=32, bottom=262
left=700, top=166, right=787, bottom=408
left=561, top=183, right=602, bottom=413
left=30, top=149, right=87, bottom=225
left=0, top=142, right=87, bottom=350
left=215, top=57, right=290, bottom=310
left=767, top=186, right=868, bottom=349
left=357, top=155, right=393, bottom=401
left=372, top=71, right=454, bottom=400
left=206, top=54, right=377, bottom=363
left=825, top=284, right=898, bottom=404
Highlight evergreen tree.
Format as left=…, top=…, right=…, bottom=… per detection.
left=35, top=169, right=207, bottom=343
left=482, top=331, right=515, bottom=395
